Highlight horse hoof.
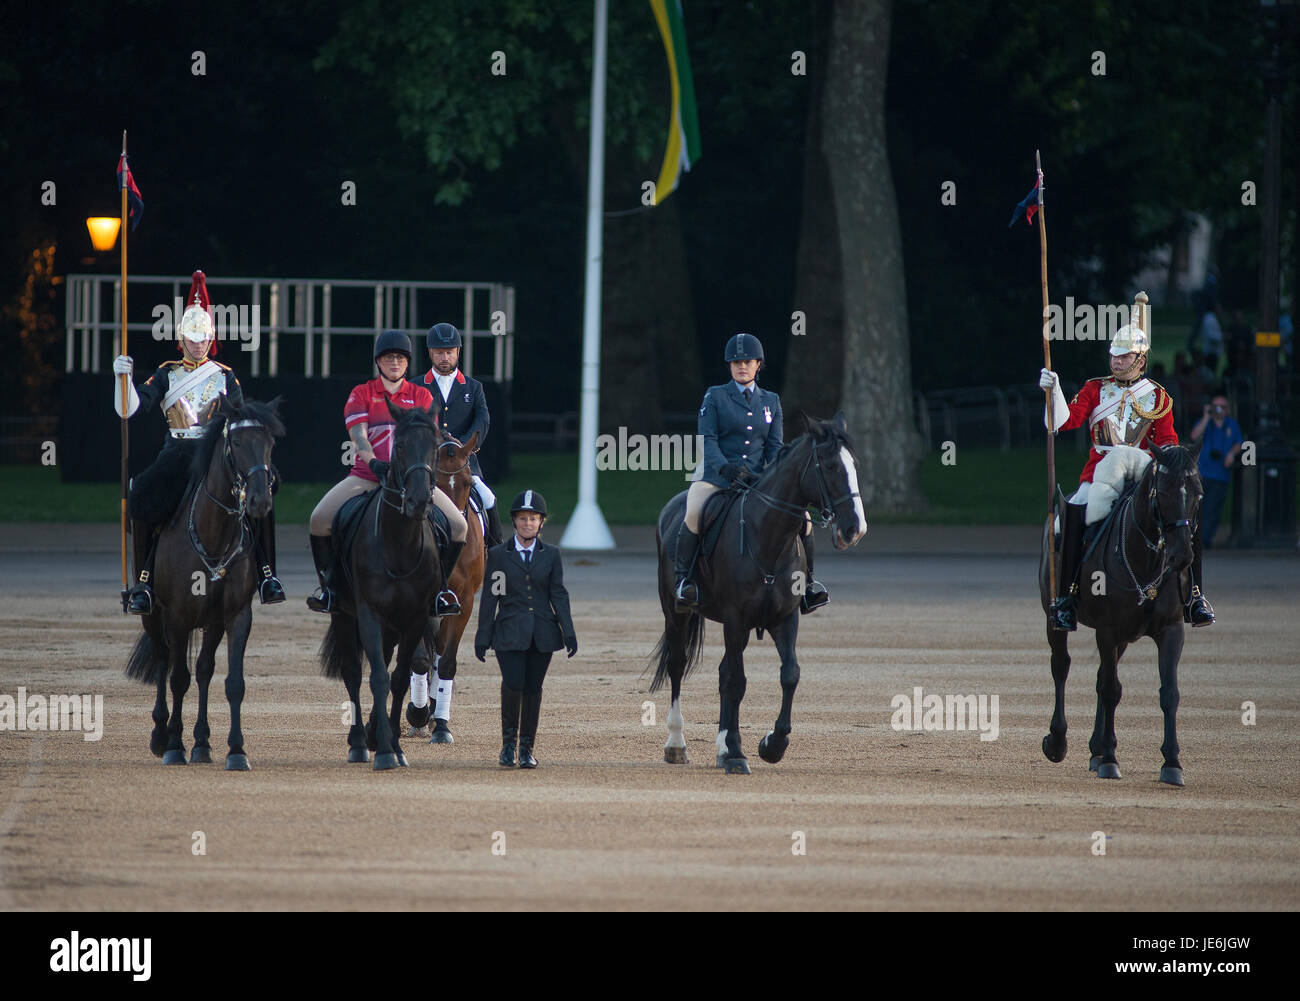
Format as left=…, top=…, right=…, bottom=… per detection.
left=430, top=721, right=454, bottom=744
left=348, top=747, right=370, bottom=763
left=190, top=747, right=212, bottom=764
left=663, top=746, right=688, bottom=764
left=715, top=752, right=727, bottom=768
left=723, top=757, right=751, bottom=775
left=225, top=754, right=250, bottom=772
left=1089, top=754, right=1102, bottom=772
left=408, top=725, right=430, bottom=738
left=1159, top=766, right=1184, bottom=787
left=1042, top=734, right=1067, bottom=763
left=757, top=732, right=788, bottom=764
left=373, top=753, right=400, bottom=771
left=162, top=749, right=187, bottom=766
left=150, top=734, right=167, bottom=758
left=397, top=752, right=409, bottom=767
left=1096, top=762, right=1121, bottom=779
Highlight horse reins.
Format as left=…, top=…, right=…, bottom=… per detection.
left=1113, top=461, right=1194, bottom=605
left=375, top=429, right=438, bottom=580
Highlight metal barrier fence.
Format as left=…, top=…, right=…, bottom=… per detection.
left=913, top=384, right=1092, bottom=453
left=63, top=273, right=515, bottom=381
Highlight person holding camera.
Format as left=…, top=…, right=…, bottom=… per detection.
left=1190, top=394, right=1243, bottom=549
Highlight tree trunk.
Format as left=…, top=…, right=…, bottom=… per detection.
left=786, top=0, right=843, bottom=430
left=822, top=0, right=923, bottom=511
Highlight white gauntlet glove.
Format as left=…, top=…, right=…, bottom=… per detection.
left=1040, top=368, right=1069, bottom=431
left=112, top=356, right=140, bottom=418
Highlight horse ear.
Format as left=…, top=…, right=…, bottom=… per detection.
left=796, top=410, right=811, bottom=433
left=831, top=410, right=848, bottom=432
left=385, top=397, right=405, bottom=423
left=266, top=394, right=283, bottom=416
left=464, top=430, right=480, bottom=453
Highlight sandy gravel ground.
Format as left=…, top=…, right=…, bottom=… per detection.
left=1, top=523, right=1296, bottom=911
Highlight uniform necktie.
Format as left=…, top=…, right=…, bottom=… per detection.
left=744, top=387, right=753, bottom=405
left=522, top=549, right=531, bottom=564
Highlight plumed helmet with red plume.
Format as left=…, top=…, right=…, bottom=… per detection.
left=179, top=269, right=217, bottom=354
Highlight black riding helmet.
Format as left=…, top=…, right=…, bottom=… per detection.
left=724, top=332, right=764, bottom=363
left=427, top=322, right=463, bottom=349
left=509, top=489, right=547, bottom=519
left=374, top=329, right=413, bottom=367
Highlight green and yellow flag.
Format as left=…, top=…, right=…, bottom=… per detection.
left=650, top=0, right=701, bottom=204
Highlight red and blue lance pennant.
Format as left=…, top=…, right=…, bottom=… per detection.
left=1008, top=177, right=1042, bottom=228
left=116, top=155, right=143, bottom=230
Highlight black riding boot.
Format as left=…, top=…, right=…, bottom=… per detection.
left=125, top=519, right=158, bottom=615
left=499, top=683, right=521, bottom=767
left=485, top=504, right=503, bottom=548
left=306, top=534, right=335, bottom=613
left=518, top=690, right=543, bottom=769
left=254, top=510, right=286, bottom=605
left=800, top=529, right=830, bottom=614
left=1049, top=502, right=1086, bottom=631
left=1185, top=527, right=1215, bottom=627
left=435, top=538, right=465, bottom=616
left=673, top=523, right=700, bottom=610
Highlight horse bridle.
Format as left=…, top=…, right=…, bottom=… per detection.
left=380, top=438, right=436, bottom=513
left=1116, top=460, right=1195, bottom=604
left=738, top=435, right=860, bottom=582
left=188, top=418, right=272, bottom=581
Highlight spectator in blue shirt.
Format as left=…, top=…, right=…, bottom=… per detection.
left=1189, top=394, right=1243, bottom=549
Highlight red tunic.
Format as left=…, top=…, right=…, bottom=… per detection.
left=1058, top=377, right=1178, bottom=483
left=344, top=378, right=434, bottom=482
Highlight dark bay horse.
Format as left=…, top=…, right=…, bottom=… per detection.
left=1040, top=444, right=1202, bottom=786
left=125, top=396, right=284, bottom=769
left=405, top=432, right=485, bottom=743
left=319, top=399, right=443, bottom=770
left=650, top=412, right=867, bottom=774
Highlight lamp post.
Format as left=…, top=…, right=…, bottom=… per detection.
left=86, top=217, right=121, bottom=253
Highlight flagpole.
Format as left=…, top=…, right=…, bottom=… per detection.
left=1036, top=149, right=1057, bottom=603
left=119, top=130, right=130, bottom=606
left=560, top=0, right=615, bottom=550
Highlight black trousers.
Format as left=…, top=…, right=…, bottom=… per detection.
left=496, top=645, right=551, bottom=694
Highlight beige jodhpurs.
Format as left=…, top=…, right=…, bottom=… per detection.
left=684, top=480, right=814, bottom=537
left=310, top=474, right=468, bottom=541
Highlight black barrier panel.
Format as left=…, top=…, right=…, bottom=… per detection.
left=61, top=373, right=511, bottom=485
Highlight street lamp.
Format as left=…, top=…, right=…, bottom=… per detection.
left=86, top=216, right=121, bottom=252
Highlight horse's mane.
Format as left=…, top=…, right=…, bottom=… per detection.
left=191, top=397, right=285, bottom=480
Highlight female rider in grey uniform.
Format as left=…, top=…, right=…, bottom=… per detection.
left=673, top=333, right=828, bottom=613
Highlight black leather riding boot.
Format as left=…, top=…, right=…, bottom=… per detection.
left=518, top=690, right=543, bottom=769
left=254, top=510, right=286, bottom=605
left=674, top=523, right=700, bottom=609
left=306, top=534, right=335, bottom=613
left=800, top=528, right=829, bottom=614
left=1185, top=527, right=1215, bottom=627
left=499, top=683, right=521, bottom=767
left=126, top=519, right=158, bottom=615
left=485, top=504, right=503, bottom=548
left=1049, top=502, right=1086, bottom=631
left=435, top=538, right=465, bottom=616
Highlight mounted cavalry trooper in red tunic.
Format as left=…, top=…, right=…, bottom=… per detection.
left=306, top=329, right=467, bottom=617
left=674, top=332, right=829, bottom=613
left=419, top=322, right=502, bottom=547
left=112, top=270, right=284, bottom=614
left=1040, top=320, right=1215, bottom=631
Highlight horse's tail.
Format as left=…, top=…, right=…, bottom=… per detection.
left=648, top=611, right=706, bottom=694
left=125, top=629, right=167, bottom=684
left=319, top=619, right=348, bottom=679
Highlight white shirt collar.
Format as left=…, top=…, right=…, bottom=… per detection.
left=434, top=370, right=457, bottom=398
left=514, top=537, right=537, bottom=555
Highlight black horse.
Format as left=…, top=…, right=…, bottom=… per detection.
left=319, top=399, right=443, bottom=770
left=1040, top=444, right=1202, bottom=786
left=125, top=396, right=284, bottom=769
left=649, top=412, right=867, bottom=774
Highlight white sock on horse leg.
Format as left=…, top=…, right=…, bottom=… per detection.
left=409, top=671, right=429, bottom=709
left=434, top=677, right=454, bottom=721
left=664, top=696, right=685, bottom=750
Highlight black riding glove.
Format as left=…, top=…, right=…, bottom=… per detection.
left=719, top=463, right=743, bottom=482
left=565, top=634, right=578, bottom=658
left=368, top=458, right=390, bottom=480
left=475, top=643, right=488, bottom=662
